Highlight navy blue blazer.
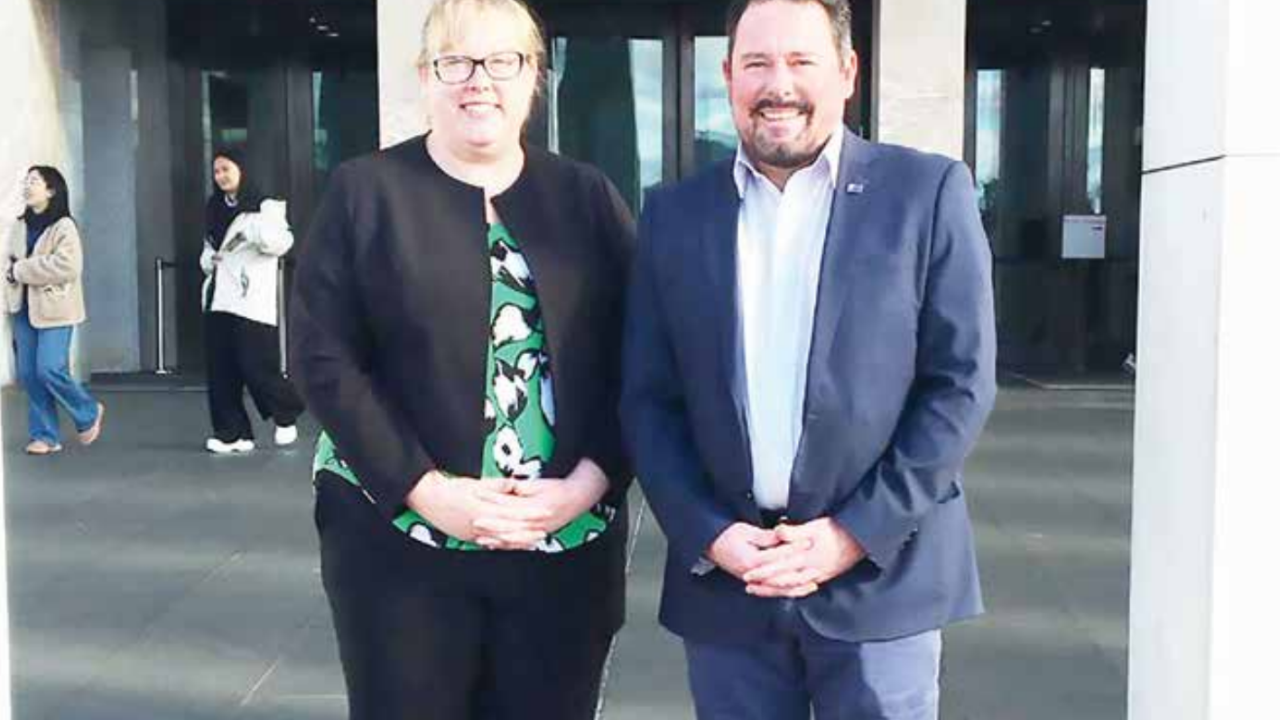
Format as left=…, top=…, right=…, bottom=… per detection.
left=621, top=129, right=997, bottom=644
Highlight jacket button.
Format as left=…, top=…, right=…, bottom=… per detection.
left=745, top=491, right=754, bottom=501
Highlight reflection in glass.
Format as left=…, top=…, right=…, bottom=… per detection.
left=975, top=62, right=1053, bottom=368
left=1087, top=68, right=1106, bottom=215
left=547, top=37, right=663, bottom=211
left=694, top=37, right=736, bottom=170
left=975, top=70, right=1004, bottom=237
left=130, top=69, right=140, bottom=151
left=201, top=71, right=249, bottom=197
left=313, top=70, right=378, bottom=194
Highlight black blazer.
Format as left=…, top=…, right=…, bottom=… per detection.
left=290, top=136, right=635, bottom=522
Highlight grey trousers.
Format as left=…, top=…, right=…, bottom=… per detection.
left=685, top=608, right=942, bottom=720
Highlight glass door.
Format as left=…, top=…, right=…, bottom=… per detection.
left=692, top=36, right=737, bottom=169
left=170, top=0, right=378, bottom=372
left=547, top=35, right=667, bottom=211
left=687, top=2, right=873, bottom=175
left=536, top=6, right=678, bottom=213
left=534, top=0, right=868, bottom=208
left=201, top=69, right=290, bottom=201
left=967, top=0, right=1145, bottom=375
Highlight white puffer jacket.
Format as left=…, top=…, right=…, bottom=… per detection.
left=200, top=198, right=293, bottom=326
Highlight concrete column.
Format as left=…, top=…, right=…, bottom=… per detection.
left=1, top=0, right=71, bottom=384
left=1129, top=2, right=1280, bottom=719
left=0, top=0, right=68, bottom=710
left=81, top=45, right=141, bottom=372
left=871, top=0, right=967, bottom=159
left=378, top=0, right=436, bottom=148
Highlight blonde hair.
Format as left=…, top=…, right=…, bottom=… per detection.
left=416, top=0, right=546, bottom=78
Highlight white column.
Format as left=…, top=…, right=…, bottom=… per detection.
left=378, top=0, right=436, bottom=148
left=0, top=0, right=69, bottom=710
left=871, top=0, right=966, bottom=159
left=1129, top=2, right=1280, bottom=719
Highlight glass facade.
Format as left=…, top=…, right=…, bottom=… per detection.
left=40, top=0, right=1143, bottom=379
left=694, top=36, right=737, bottom=170
left=546, top=36, right=666, bottom=211
left=534, top=0, right=872, bottom=212
left=974, top=69, right=1004, bottom=233
left=1087, top=68, right=1106, bottom=215
left=312, top=68, right=379, bottom=195
left=968, top=0, right=1145, bottom=376
left=167, top=0, right=379, bottom=370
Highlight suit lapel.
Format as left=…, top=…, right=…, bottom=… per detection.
left=701, top=165, right=755, bottom=486
left=789, top=131, right=877, bottom=504
left=805, top=132, right=877, bottom=387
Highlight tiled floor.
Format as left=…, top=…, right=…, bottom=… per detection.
left=2, top=385, right=1132, bottom=719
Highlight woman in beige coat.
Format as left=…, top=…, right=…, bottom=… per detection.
left=4, top=166, right=104, bottom=455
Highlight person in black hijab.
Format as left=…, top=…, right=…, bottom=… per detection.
left=200, top=148, right=304, bottom=453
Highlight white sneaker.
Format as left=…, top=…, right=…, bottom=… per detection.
left=205, top=437, right=255, bottom=454
left=274, top=425, right=299, bottom=446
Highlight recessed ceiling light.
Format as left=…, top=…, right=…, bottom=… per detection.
left=316, top=24, right=330, bottom=32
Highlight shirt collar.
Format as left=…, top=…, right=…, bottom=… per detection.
left=733, top=126, right=845, bottom=199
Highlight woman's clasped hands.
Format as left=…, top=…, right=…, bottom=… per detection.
left=406, top=459, right=608, bottom=550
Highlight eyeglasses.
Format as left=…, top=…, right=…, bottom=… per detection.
left=432, top=52, right=528, bottom=85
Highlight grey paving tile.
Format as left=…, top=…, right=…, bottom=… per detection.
left=3, top=386, right=1135, bottom=720
left=598, top=502, right=695, bottom=720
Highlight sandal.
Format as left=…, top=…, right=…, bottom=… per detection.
left=25, top=440, right=63, bottom=455
left=78, top=402, right=105, bottom=445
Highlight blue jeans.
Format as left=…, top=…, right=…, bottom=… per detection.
left=12, top=308, right=99, bottom=445
left=685, top=609, right=942, bottom=720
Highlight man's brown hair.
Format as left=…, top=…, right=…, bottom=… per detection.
left=725, top=0, right=854, bottom=62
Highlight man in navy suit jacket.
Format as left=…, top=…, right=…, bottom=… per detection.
left=621, top=1, right=996, bottom=718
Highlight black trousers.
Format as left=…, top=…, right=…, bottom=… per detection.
left=315, top=474, right=625, bottom=720
left=203, top=311, right=304, bottom=442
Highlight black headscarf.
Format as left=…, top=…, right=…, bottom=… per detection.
left=204, top=148, right=263, bottom=249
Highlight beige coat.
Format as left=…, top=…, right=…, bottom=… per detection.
left=4, top=217, right=87, bottom=328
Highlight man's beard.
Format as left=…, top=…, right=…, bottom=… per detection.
left=741, top=96, right=822, bottom=170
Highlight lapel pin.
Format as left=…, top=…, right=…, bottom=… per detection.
left=845, top=182, right=865, bottom=194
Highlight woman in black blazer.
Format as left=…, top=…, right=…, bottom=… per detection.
left=288, top=1, right=633, bottom=719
